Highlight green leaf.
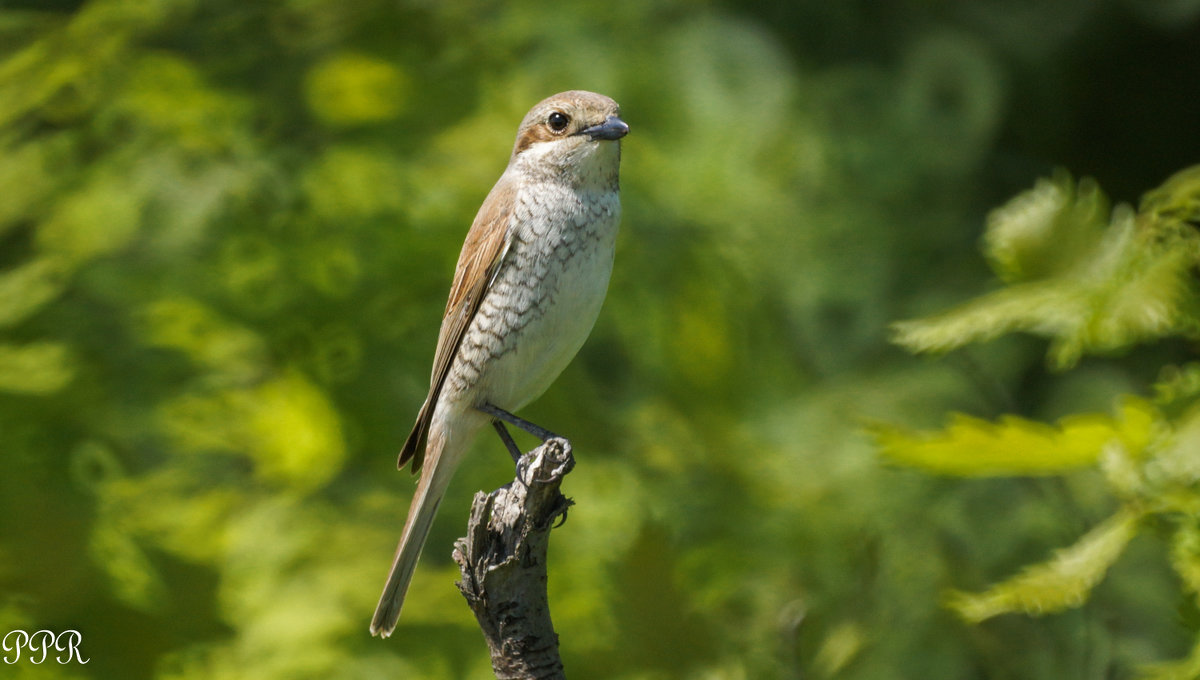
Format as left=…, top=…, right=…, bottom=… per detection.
left=1154, top=362, right=1200, bottom=411
left=870, top=399, right=1157, bottom=477
left=1140, top=164, right=1200, bottom=232
left=157, top=369, right=346, bottom=492
left=0, top=341, right=75, bottom=394
left=37, top=167, right=143, bottom=264
left=0, top=255, right=70, bottom=328
left=946, top=506, right=1143, bottom=623
left=893, top=204, right=1199, bottom=369
left=891, top=277, right=1084, bottom=356
left=983, top=169, right=1109, bottom=283
left=1141, top=405, right=1200, bottom=519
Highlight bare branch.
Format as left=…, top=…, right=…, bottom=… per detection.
left=454, top=437, right=575, bottom=680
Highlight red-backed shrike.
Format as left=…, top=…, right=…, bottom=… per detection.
left=371, top=90, right=627, bottom=637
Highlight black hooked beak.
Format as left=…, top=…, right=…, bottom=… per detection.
left=577, top=115, right=629, bottom=141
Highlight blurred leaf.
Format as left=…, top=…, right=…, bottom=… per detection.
left=1154, top=362, right=1200, bottom=410
left=813, top=620, right=867, bottom=677
left=242, top=370, right=347, bottom=490
left=36, top=168, right=143, bottom=264
left=108, top=52, right=251, bottom=152
left=304, top=52, right=409, bottom=126
left=0, top=341, right=75, bottom=394
left=106, top=469, right=241, bottom=564
left=870, top=399, right=1157, bottom=477
left=0, top=0, right=181, bottom=128
left=138, top=297, right=268, bottom=382
left=893, top=204, right=1199, bottom=369
left=0, top=136, right=75, bottom=235
left=302, top=146, right=406, bottom=221
left=90, top=520, right=167, bottom=613
left=1140, top=164, right=1200, bottom=231
left=157, top=369, right=346, bottom=491
left=1145, top=405, right=1200, bottom=508
left=983, top=170, right=1109, bottom=283
left=0, top=256, right=70, bottom=328
left=946, top=506, right=1143, bottom=623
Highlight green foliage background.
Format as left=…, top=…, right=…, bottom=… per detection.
left=2, top=1, right=1199, bottom=678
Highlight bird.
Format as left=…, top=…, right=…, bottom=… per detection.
left=370, top=90, right=628, bottom=638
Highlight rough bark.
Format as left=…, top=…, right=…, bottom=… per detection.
left=453, top=437, right=574, bottom=680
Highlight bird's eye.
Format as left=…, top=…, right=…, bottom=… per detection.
left=547, top=111, right=570, bottom=132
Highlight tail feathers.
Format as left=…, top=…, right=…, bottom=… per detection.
left=370, top=477, right=444, bottom=638
left=374, top=412, right=484, bottom=638
left=372, top=424, right=467, bottom=638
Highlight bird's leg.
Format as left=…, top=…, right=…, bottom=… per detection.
left=491, top=420, right=523, bottom=464
left=480, top=403, right=566, bottom=483
left=478, top=403, right=561, bottom=442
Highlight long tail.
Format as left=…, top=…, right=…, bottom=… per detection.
left=370, top=428, right=463, bottom=638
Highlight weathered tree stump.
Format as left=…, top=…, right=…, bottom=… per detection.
left=453, top=437, right=575, bottom=680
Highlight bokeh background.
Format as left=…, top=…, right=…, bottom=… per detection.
left=3, top=0, right=1200, bottom=678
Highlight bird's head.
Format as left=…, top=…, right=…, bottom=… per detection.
left=509, top=90, right=627, bottom=186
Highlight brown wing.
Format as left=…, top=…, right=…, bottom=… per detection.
left=397, top=174, right=517, bottom=472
